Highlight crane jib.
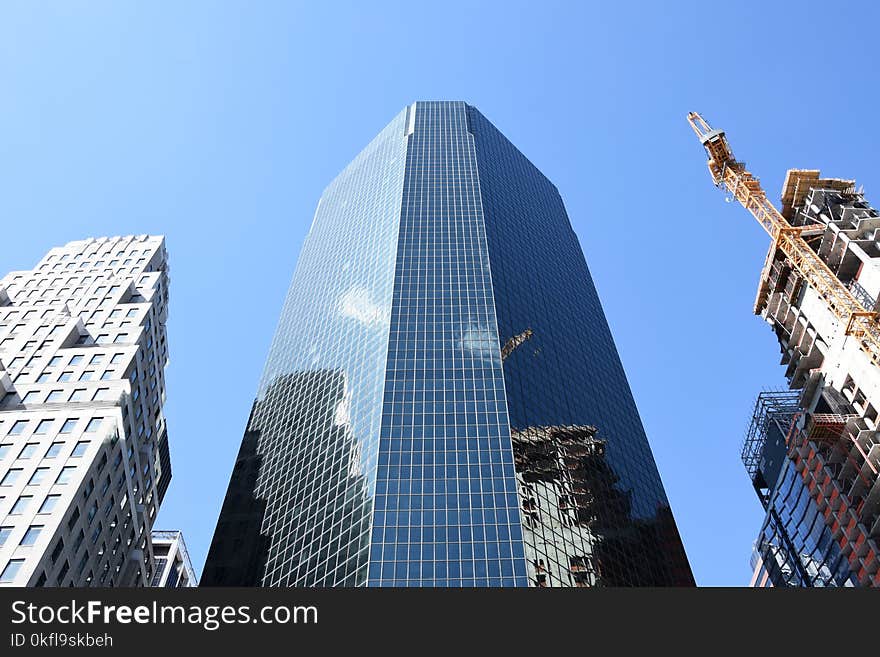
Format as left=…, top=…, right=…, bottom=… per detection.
left=687, top=111, right=880, bottom=366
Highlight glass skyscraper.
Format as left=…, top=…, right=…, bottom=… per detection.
left=202, top=101, right=693, bottom=587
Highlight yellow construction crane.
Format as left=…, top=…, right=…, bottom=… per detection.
left=687, top=112, right=880, bottom=366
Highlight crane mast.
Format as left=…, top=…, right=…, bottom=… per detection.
left=687, top=112, right=880, bottom=366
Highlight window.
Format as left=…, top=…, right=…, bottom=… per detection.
left=56, top=467, right=76, bottom=485
left=1, top=469, right=23, bottom=486
left=18, top=443, right=38, bottom=459
left=50, top=539, right=64, bottom=563
left=28, top=468, right=50, bottom=485
left=21, top=391, right=40, bottom=404
left=0, top=444, right=11, bottom=459
left=93, top=388, right=111, bottom=401
left=79, top=371, right=94, bottom=382
left=57, top=372, right=72, bottom=383
left=72, top=529, right=84, bottom=553
left=69, top=389, right=87, bottom=402
left=39, top=495, right=60, bottom=514
left=85, top=418, right=102, bottom=433
left=100, top=371, right=113, bottom=381
left=47, top=356, right=62, bottom=367
left=20, top=526, right=42, bottom=546
left=0, top=559, right=24, bottom=583
left=89, top=354, right=104, bottom=365
left=126, top=309, right=138, bottom=318
left=67, top=506, right=80, bottom=529
left=96, top=334, right=109, bottom=345
left=60, top=419, right=78, bottom=433
left=113, top=334, right=127, bottom=344
left=36, top=373, right=51, bottom=383
left=10, top=495, right=32, bottom=514
left=71, top=442, right=88, bottom=458
left=45, top=442, right=63, bottom=458
left=47, top=388, right=64, bottom=400
left=111, top=353, right=124, bottom=364
left=34, top=419, right=53, bottom=434
left=69, top=355, right=83, bottom=366
left=0, top=527, right=11, bottom=546
left=9, top=420, right=28, bottom=436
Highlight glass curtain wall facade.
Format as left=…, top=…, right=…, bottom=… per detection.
left=751, top=460, right=855, bottom=587
left=468, top=107, right=692, bottom=586
left=202, top=101, right=693, bottom=587
left=744, top=390, right=861, bottom=587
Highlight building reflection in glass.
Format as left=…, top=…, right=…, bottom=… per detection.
left=504, top=336, right=693, bottom=586
left=202, top=369, right=372, bottom=586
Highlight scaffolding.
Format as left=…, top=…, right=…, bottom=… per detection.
left=741, top=390, right=801, bottom=485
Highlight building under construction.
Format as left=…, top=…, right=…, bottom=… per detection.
left=690, top=114, right=880, bottom=587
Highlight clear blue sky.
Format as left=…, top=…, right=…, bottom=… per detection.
left=2, top=1, right=878, bottom=586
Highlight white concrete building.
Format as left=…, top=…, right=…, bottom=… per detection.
left=743, top=174, right=880, bottom=586
left=150, top=530, right=195, bottom=587
left=0, top=235, right=173, bottom=587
